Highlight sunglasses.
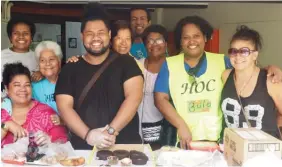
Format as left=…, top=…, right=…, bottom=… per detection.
left=147, top=38, right=165, bottom=45
left=228, top=47, right=256, bottom=57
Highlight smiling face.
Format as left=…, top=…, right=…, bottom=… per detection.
left=81, top=20, right=111, bottom=57
left=181, top=24, right=206, bottom=58
left=39, top=49, right=61, bottom=79
left=113, top=28, right=132, bottom=54
left=130, top=9, right=151, bottom=37
left=6, top=74, right=32, bottom=105
left=146, top=32, right=166, bottom=58
left=229, top=39, right=258, bottom=70
left=10, top=23, right=32, bottom=53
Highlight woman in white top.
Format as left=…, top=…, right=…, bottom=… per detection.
left=1, top=18, right=40, bottom=99
left=138, top=25, right=168, bottom=146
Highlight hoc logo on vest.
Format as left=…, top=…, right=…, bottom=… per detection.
left=181, top=79, right=216, bottom=95
left=181, top=79, right=216, bottom=113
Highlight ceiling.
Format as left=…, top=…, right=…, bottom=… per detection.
left=24, top=0, right=209, bottom=8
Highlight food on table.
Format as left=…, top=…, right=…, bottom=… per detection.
left=96, top=149, right=149, bottom=165
left=113, top=150, right=130, bottom=160
left=26, top=132, right=45, bottom=162
left=130, top=150, right=148, bottom=165
left=160, top=146, right=180, bottom=152
left=59, top=157, right=85, bottom=166
left=107, top=156, right=118, bottom=165
left=55, top=151, right=68, bottom=161
left=1, top=152, right=25, bottom=165
left=189, top=141, right=220, bottom=151
left=96, top=150, right=113, bottom=160
left=40, top=156, right=57, bottom=165
left=1, top=153, right=16, bottom=161
left=121, top=157, right=132, bottom=166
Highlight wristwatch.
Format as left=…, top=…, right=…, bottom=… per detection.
left=107, top=125, right=116, bottom=135
left=1, top=123, right=8, bottom=131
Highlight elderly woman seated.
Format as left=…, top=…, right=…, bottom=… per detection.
left=1, top=63, right=68, bottom=147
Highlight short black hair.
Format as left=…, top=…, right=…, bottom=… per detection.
left=130, top=8, right=151, bottom=21
left=7, top=17, right=36, bottom=39
left=231, top=25, right=262, bottom=51
left=81, top=2, right=110, bottom=33
left=174, top=15, right=213, bottom=51
left=2, top=62, right=31, bottom=87
left=142, top=24, right=168, bottom=43
left=111, top=20, right=132, bottom=43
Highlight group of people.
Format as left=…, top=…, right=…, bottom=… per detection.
left=1, top=2, right=282, bottom=150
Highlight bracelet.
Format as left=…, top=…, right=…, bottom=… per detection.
left=84, top=129, right=91, bottom=141
left=1, top=123, right=8, bottom=132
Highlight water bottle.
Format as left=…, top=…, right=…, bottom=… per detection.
left=26, top=132, right=39, bottom=161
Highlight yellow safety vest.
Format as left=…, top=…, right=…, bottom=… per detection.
left=167, top=52, right=225, bottom=141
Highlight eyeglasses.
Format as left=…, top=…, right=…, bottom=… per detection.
left=228, top=47, right=257, bottom=57
left=147, top=38, right=165, bottom=45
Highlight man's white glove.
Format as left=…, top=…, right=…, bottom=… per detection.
left=86, top=126, right=116, bottom=148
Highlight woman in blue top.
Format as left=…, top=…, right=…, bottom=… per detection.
left=1, top=41, right=63, bottom=126
left=32, top=41, right=63, bottom=125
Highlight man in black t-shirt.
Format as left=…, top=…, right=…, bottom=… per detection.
left=55, top=3, right=143, bottom=150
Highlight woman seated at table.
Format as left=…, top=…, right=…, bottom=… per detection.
left=221, top=25, right=282, bottom=139
left=1, top=63, right=68, bottom=147
left=2, top=41, right=64, bottom=126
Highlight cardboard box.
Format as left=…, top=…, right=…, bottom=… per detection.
left=224, top=128, right=282, bottom=166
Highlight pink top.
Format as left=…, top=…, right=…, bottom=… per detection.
left=1, top=100, right=68, bottom=147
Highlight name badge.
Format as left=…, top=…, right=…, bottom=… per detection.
left=187, top=99, right=211, bottom=113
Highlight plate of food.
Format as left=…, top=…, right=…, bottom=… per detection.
left=59, top=156, right=86, bottom=166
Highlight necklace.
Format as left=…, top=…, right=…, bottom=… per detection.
left=234, top=67, right=257, bottom=96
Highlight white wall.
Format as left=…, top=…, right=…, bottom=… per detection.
left=34, top=23, right=61, bottom=42
left=65, top=22, right=85, bottom=60
left=162, top=2, right=282, bottom=67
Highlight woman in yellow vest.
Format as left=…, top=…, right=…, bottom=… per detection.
left=154, top=16, right=282, bottom=149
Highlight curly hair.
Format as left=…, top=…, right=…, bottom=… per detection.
left=230, top=25, right=263, bottom=51
left=7, top=17, right=36, bottom=39
left=142, top=24, right=168, bottom=43
left=81, top=2, right=110, bottom=32
left=2, top=62, right=31, bottom=87
left=174, top=15, right=213, bottom=51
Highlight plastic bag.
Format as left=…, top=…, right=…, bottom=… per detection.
left=39, top=141, right=75, bottom=165
left=1, top=137, right=29, bottom=160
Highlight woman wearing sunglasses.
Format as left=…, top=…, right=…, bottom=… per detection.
left=221, top=25, right=282, bottom=139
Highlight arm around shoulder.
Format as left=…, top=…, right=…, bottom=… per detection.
left=267, top=80, right=282, bottom=114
